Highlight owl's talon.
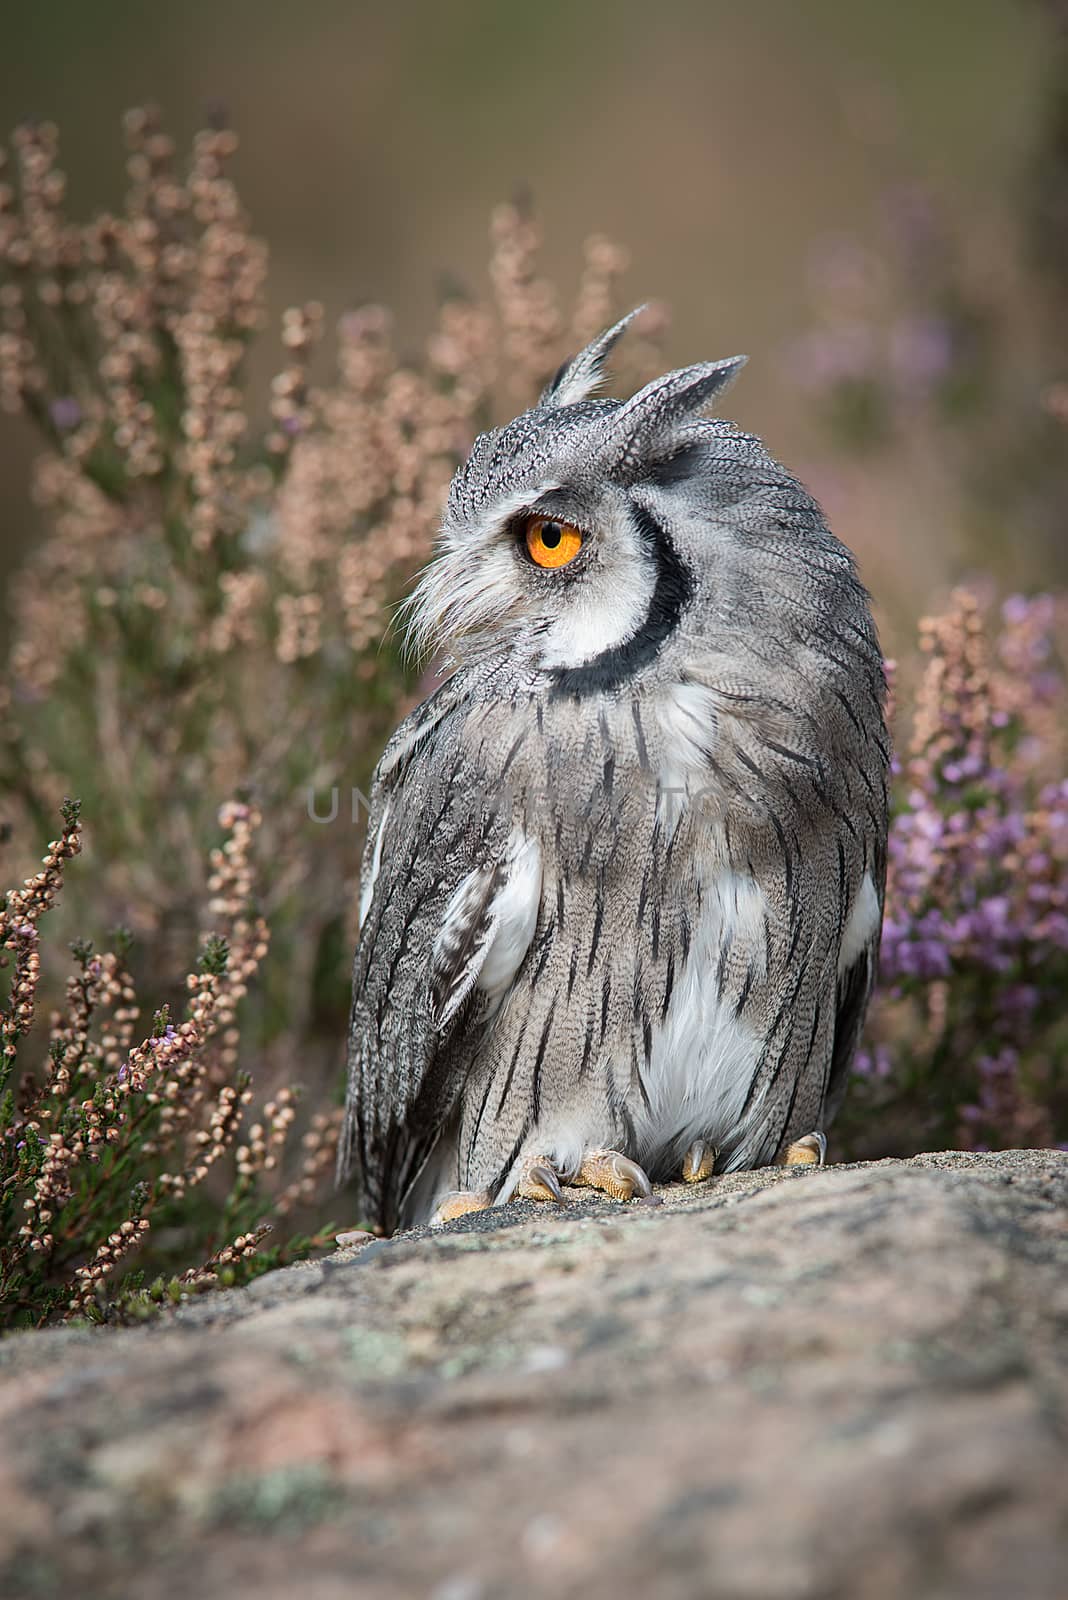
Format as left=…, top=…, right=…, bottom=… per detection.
left=575, top=1148, right=657, bottom=1204
left=681, top=1138, right=718, bottom=1183
left=779, top=1131, right=827, bottom=1168
left=430, top=1188, right=493, bottom=1227
left=516, top=1156, right=564, bottom=1204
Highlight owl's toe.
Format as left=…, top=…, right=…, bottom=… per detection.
left=516, top=1156, right=565, bottom=1205
left=779, top=1131, right=828, bottom=1168
left=681, top=1138, right=718, bottom=1183
left=575, top=1148, right=660, bottom=1205
left=430, top=1188, right=494, bottom=1227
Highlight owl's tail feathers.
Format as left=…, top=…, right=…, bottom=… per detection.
left=335, top=1094, right=393, bottom=1234
left=333, top=1102, right=377, bottom=1229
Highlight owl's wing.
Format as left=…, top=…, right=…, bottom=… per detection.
left=825, top=941, right=876, bottom=1122
left=339, top=683, right=542, bottom=1232
left=825, top=849, right=886, bottom=1123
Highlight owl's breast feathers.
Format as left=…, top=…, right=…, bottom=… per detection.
left=343, top=648, right=887, bottom=1230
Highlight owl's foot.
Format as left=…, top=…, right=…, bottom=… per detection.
left=779, top=1131, right=827, bottom=1168
left=574, top=1148, right=660, bottom=1205
left=681, top=1138, right=718, bottom=1183
left=515, top=1156, right=565, bottom=1204
left=512, top=1149, right=658, bottom=1208
left=429, top=1188, right=493, bottom=1227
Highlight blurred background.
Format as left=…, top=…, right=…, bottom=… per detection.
left=2, top=0, right=1066, bottom=645
left=2, top=0, right=1067, bottom=1316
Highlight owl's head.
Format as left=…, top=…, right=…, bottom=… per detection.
left=407, top=310, right=847, bottom=694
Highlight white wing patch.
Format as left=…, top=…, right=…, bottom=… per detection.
left=430, top=832, right=542, bottom=1031
left=477, top=837, right=542, bottom=1002
left=838, top=870, right=880, bottom=975
left=358, top=798, right=391, bottom=931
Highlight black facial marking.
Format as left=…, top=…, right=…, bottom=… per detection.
left=548, top=504, right=693, bottom=699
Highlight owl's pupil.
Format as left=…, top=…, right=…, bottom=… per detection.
left=540, top=522, right=562, bottom=549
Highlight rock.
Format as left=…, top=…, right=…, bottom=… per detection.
left=1, top=1149, right=1066, bottom=1599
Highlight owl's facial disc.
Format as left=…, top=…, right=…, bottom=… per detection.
left=407, top=472, right=663, bottom=675
left=515, top=493, right=661, bottom=674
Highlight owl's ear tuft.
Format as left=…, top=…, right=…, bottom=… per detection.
left=605, top=355, right=748, bottom=472
left=539, top=306, right=647, bottom=409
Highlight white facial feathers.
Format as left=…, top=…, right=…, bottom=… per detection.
left=534, top=491, right=657, bottom=670
left=402, top=481, right=561, bottom=664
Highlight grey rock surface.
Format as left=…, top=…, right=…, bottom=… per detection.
left=1, top=1149, right=1066, bottom=1599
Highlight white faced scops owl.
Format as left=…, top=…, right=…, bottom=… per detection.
left=340, top=310, right=890, bottom=1234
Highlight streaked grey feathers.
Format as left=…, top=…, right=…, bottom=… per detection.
left=342, top=314, right=889, bottom=1233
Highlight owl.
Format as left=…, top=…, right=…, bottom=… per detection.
left=340, top=310, right=889, bottom=1235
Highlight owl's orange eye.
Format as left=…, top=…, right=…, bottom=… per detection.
left=523, top=517, right=584, bottom=569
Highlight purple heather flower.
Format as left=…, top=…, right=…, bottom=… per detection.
left=794, top=325, right=877, bottom=392
left=49, top=396, right=83, bottom=431
left=882, top=183, right=940, bottom=257
left=807, top=237, right=882, bottom=304
left=889, top=315, right=953, bottom=389
left=1001, top=593, right=1054, bottom=629
left=853, top=1042, right=893, bottom=1080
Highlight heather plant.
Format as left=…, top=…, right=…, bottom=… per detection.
left=0, top=798, right=340, bottom=1328
left=2, top=110, right=1066, bottom=1332
left=789, top=182, right=1068, bottom=1154
left=836, top=590, right=1068, bottom=1156
left=0, top=112, right=652, bottom=1025
left=0, top=109, right=659, bottom=1324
